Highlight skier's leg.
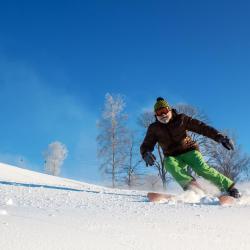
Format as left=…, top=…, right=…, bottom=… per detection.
left=164, top=156, right=195, bottom=190
left=179, top=150, right=234, bottom=192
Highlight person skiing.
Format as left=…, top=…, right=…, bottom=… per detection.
left=140, top=97, right=240, bottom=198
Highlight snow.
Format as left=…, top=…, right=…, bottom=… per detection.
left=0, top=162, right=250, bottom=250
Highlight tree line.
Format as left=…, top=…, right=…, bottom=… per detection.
left=97, top=93, right=250, bottom=190
left=41, top=92, right=250, bottom=190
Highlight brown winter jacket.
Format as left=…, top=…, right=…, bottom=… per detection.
left=140, top=109, right=224, bottom=157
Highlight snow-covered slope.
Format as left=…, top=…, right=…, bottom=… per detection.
left=0, top=162, right=250, bottom=250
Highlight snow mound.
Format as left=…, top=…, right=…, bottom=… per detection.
left=0, top=162, right=250, bottom=250
left=0, top=162, right=103, bottom=191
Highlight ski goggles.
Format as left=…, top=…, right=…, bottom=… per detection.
left=155, top=107, right=170, bottom=116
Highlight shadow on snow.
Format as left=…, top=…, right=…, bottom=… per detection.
left=0, top=181, right=146, bottom=199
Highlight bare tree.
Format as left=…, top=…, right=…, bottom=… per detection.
left=137, top=111, right=155, bottom=129
left=138, top=104, right=250, bottom=188
left=97, top=93, right=129, bottom=188
left=138, top=110, right=170, bottom=190
left=174, top=104, right=250, bottom=182
left=43, top=141, right=68, bottom=176
left=122, top=131, right=144, bottom=188
left=206, top=133, right=250, bottom=182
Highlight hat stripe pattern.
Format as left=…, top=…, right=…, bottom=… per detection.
left=154, top=97, right=171, bottom=111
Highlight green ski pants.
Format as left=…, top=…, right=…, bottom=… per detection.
left=164, top=150, right=234, bottom=191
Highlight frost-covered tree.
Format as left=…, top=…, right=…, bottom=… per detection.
left=137, top=111, right=155, bottom=129
left=206, top=133, right=250, bottom=182
left=173, top=104, right=250, bottom=182
left=43, top=141, right=68, bottom=176
left=97, top=93, right=129, bottom=188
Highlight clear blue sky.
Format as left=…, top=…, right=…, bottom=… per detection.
left=0, top=0, right=249, bottom=183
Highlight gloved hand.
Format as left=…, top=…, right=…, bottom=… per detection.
left=219, top=135, right=234, bottom=150
left=143, top=152, right=156, bottom=166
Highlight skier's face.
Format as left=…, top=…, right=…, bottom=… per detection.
left=156, top=109, right=172, bottom=124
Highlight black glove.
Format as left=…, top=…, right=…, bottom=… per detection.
left=143, top=152, right=156, bottom=166
left=219, top=136, right=234, bottom=150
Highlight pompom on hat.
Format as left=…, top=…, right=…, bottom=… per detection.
left=154, top=97, right=171, bottom=112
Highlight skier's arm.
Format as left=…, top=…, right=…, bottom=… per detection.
left=140, top=124, right=157, bottom=158
left=183, top=114, right=234, bottom=150
left=182, top=114, right=224, bottom=142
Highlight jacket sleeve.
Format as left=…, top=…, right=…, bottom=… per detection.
left=140, top=124, right=157, bottom=157
left=182, top=114, right=224, bottom=142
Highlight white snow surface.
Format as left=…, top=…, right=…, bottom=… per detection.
left=0, top=162, right=250, bottom=250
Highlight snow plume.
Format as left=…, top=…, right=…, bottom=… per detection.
left=43, top=141, right=68, bottom=176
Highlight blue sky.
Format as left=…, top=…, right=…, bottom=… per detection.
left=0, top=0, right=249, bottom=183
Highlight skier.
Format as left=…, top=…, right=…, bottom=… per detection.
left=140, top=97, right=240, bottom=198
